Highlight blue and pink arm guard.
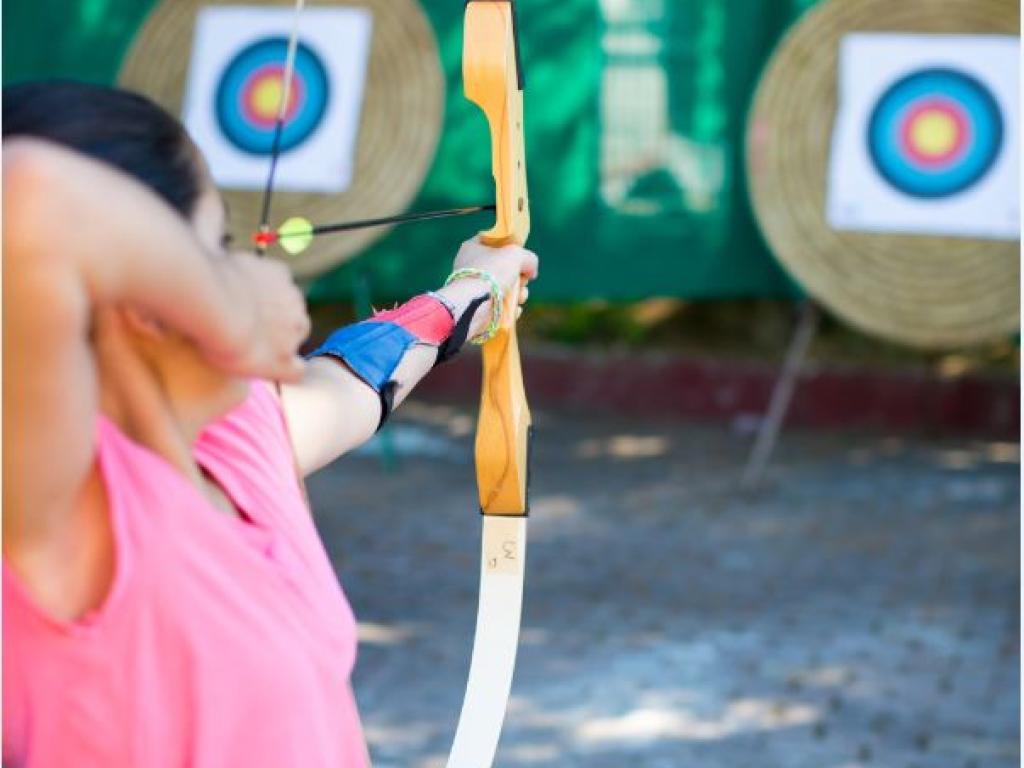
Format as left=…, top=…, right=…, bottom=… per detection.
left=308, top=293, right=487, bottom=428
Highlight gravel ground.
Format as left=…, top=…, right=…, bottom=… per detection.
left=307, top=401, right=1020, bottom=768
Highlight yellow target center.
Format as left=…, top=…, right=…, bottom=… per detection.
left=910, top=110, right=959, bottom=158
left=251, top=76, right=287, bottom=120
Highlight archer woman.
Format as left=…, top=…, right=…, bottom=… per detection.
left=2, top=80, right=537, bottom=767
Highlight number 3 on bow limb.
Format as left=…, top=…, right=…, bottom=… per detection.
left=447, top=2, right=533, bottom=767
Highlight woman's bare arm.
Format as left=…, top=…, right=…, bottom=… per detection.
left=280, top=279, right=491, bottom=475
left=281, top=240, right=537, bottom=476
left=2, top=140, right=303, bottom=546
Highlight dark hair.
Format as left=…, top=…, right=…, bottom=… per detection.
left=3, top=80, right=203, bottom=218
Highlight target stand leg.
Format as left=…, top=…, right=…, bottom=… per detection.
left=741, top=301, right=820, bottom=489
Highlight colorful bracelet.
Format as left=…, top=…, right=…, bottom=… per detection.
left=443, top=268, right=503, bottom=344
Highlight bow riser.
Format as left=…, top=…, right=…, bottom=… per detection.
left=464, top=0, right=532, bottom=517
left=476, top=301, right=531, bottom=514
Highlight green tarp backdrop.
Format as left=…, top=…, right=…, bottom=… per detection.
left=4, top=0, right=813, bottom=303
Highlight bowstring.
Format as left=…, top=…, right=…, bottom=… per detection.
left=256, top=0, right=306, bottom=248
left=253, top=0, right=311, bottom=508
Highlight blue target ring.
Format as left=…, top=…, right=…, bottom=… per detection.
left=215, top=37, right=330, bottom=156
left=867, top=68, right=1003, bottom=199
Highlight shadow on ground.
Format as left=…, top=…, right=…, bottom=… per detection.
left=307, top=401, right=1020, bottom=768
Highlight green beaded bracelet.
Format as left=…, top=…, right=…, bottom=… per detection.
left=443, top=267, right=504, bottom=344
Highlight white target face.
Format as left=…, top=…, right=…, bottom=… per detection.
left=828, top=34, right=1019, bottom=240
left=182, top=6, right=373, bottom=193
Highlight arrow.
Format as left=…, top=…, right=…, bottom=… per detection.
left=252, top=204, right=496, bottom=254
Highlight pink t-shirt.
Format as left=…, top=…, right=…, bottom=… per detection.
left=3, top=382, right=368, bottom=767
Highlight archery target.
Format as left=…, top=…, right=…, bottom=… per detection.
left=214, top=37, right=330, bottom=156
left=867, top=69, right=1002, bottom=199
left=181, top=6, right=372, bottom=193
left=828, top=34, right=1018, bottom=240
left=120, top=0, right=444, bottom=280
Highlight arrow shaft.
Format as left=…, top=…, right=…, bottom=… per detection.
left=311, top=204, right=496, bottom=236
